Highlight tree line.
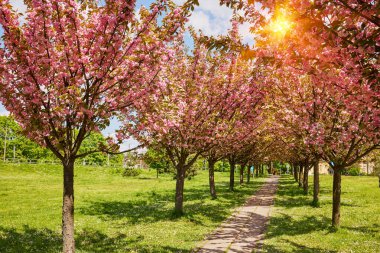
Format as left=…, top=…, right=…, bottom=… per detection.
left=0, top=0, right=378, bottom=252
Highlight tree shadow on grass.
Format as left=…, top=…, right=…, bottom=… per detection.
left=0, top=226, right=190, bottom=253
left=274, top=178, right=311, bottom=209
left=265, top=213, right=331, bottom=238
left=0, top=225, right=61, bottom=253
left=261, top=239, right=338, bottom=253
left=79, top=180, right=265, bottom=226
left=341, top=224, right=380, bottom=234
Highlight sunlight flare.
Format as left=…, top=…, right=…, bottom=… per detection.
left=268, top=8, right=293, bottom=38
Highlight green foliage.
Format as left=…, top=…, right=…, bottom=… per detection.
left=0, top=116, right=123, bottom=165
left=185, top=166, right=198, bottom=180
left=344, top=167, right=362, bottom=176
left=273, top=161, right=289, bottom=174
left=0, top=163, right=266, bottom=252
left=122, top=168, right=142, bottom=177
left=215, top=160, right=229, bottom=172
left=262, top=175, right=380, bottom=253
left=78, top=133, right=111, bottom=166
left=192, top=158, right=207, bottom=171
left=143, top=147, right=172, bottom=173
left=0, top=116, right=53, bottom=160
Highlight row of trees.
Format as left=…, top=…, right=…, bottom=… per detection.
left=0, top=115, right=51, bottom=160
left=0, top=116, right=123, bottom=165
left=0, top=0, right=378, bottom=252
left=253, top=0, right=380, bottom=228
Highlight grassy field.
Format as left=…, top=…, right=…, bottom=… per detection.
left=262, top=175, right=380, bottom=253
left=0, top=163, right=265, bottom=253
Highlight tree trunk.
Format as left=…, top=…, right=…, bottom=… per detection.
left=332, top=168, right=342, bottom=227
left=239, top=164, right=244, bottom=185
left=260, top=164, right=264, bottom=175
left=255, top=164, right=259, bottom=177
left=229, top=161, right=235, bottom=191
left=294, top=164, right=298, bottom=182
left=247, top=165, right=251, bottom=183
left=62, top=160, right=75, bottom=253
left=303, top=165, right=309, bottom=195
left=298, top=165, right=303, bottom=187
left=208, top=159, right=217, bottom=199
left=313, top=160, right=320, bottom=206
left=175, top=165, right=186, bottom=215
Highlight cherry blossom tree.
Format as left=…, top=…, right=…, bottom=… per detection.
left=0, top=0, right=189, bottom=251
left=247, top=0, right=380, bottom=226
left=125, top=20, right=265, bottom=212
left=124, top=33, right=229, bottom=214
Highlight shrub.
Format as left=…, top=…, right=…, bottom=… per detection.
left=122, top=167, right=142, bottom=177
left=345, top=167, right=361, bottom=176
left=215, top=161, right=229, bottom=172
left=186, top=166, right=198, bottom=180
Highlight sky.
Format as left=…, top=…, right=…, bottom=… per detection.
left=0, top=0, right=254, bottom=150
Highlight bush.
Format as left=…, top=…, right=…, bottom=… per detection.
left=215, top=161, right=229, bottom=172
left=186, top=166, right=198, bottom=180
left=345, top=167, right=361, bottom=176
left=122, top=167, right=142, bottom=177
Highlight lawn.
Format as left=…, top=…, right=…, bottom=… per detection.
left=262, top=175, right=380, bottom=253
left=0, top=163, right=265, bottom=253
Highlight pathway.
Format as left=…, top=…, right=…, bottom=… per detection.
left=196, top=175, right=280, bottom=253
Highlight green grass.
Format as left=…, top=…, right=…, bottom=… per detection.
left=0, top=163, right=266, bottom=252
left=262, top=175, right=380, bottom=253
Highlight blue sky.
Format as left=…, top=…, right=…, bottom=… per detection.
left=0, top=0, right=253, bottom=149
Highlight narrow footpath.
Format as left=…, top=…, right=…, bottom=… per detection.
left=196, top=175, right=280, bottom=253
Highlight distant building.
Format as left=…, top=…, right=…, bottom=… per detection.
left=310, top=158, right=374, bottom=175
left=123, top=152, right=148, bottom=169
left=357, top=159, right=374, bottom=175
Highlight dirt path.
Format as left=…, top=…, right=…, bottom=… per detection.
left=196, top=175, right=280, bottom=253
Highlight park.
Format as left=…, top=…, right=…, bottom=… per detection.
left=0, top=0, right=379, bottom=252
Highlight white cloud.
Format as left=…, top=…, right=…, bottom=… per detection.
left=172, top=0, right=187, bottom=5
left=9, top=0, right=26, bottom=14
left=239, top=22, right=254, bottom=45
left=6, top=0, right=254, bottom=44
left=0, top=104, right=9, bottom=116
left=8, top=0, right=27, bottom=24
left=184, top=0, right=253, bottom=44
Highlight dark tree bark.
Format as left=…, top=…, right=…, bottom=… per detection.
left=239, top=163, right=246, bottom=185
left=303, top=164, right=309, bottom=195
left=332, top=168, right=342, bottom=227
left=62, top=159, right=75, bottom=253
left=247, top=164, right=251, bottom=183
left=260, top=164, right=264, bottom=175
left=255, top=164, right=259, bottom=177
left=175, top=164, right=186, bottom=215
left=298, top=164, right=304, bottom=187
left=294, top=164, right=298, bottom=182
left=229, top=157, right=236, bottom=191
left=166, top=148, right=199, bottom=215
left=313, top=160, right=320, bottom=206
left=208, top=158, right=217, bottom=199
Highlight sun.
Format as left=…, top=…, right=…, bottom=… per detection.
left=269, top=17, right=292, bottom=36
left=267, top=9, right=293, bottom=38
